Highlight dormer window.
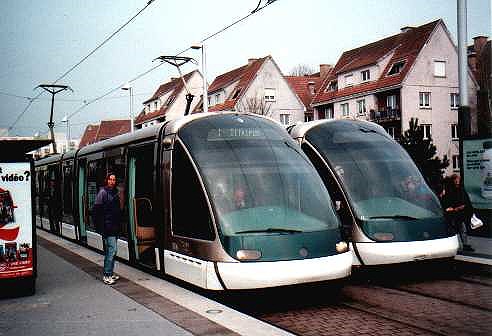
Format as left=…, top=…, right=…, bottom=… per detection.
left=387, top=60, right=406, bottom=76
left=361, top=69, right=370, bottom=81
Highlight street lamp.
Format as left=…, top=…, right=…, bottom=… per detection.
left=191, top=43, right=208, bottom=113
left=122, top=83, right=134, bottom=133
left=61, top=115, right=70, bottom=152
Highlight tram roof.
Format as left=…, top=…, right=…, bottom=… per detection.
left=35, top=153, right=63, bottom=166
left=288, top=118, right=383, bottom=139
left=77, top=123, right=163, bottom=157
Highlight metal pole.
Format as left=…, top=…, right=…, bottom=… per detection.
left=130, top=87, right=134, bottom=133
left=202, top=45, right=208, bottom=114
left=457, top=0, right=470, bottom=180
left=48, top=93, right=56, bottom=153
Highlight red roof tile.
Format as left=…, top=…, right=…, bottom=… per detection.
left=285, top=74, right=323, bottom=111
left=312, top=19, right=440, bottom=105
left=207, top=57, right=269, bottom=111
left=95, top=120, right=131, bottom=142
left=78, top=124, right=99, bottom=147
left=136, top=70, right=198, bottom=125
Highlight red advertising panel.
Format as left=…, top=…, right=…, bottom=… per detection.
left=0, top=162, right=33, bottom=279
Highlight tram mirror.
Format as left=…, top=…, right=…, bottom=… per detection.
left=162, top=135, right=174, bottom=149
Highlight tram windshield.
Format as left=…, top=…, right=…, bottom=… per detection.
left=305, top=121, right=443, bottom=221
left=178, top=115, right=340, bottom=238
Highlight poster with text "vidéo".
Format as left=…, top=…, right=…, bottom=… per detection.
left=0, top=162, right=33, bottom=279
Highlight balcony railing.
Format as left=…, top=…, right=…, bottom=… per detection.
left=370, top=107, right=401, bottom=121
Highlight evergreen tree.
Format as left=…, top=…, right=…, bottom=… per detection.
left=398, top=118, right=449, bottom=191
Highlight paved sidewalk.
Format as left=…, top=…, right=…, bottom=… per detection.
left=456, top=235, right=492, bottom=265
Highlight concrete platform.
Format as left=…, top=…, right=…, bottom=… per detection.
left=9, top=229, right=293, bottom=336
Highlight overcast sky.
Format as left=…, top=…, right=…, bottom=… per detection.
left=1, top=0, right=490, bottom=138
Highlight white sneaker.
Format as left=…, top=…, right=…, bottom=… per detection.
left=103, top=276, right=115, bottom=285
left=111, top=275, right=120, bottom=281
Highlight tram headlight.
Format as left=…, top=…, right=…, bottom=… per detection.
left=236, top=249, right=262, bottom=261
left=335, top=241, right=348, bottom=253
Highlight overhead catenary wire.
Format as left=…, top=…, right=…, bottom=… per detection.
left=7, top=0, right=157, bottom=132
left=65, top=0, right=279, bottom=121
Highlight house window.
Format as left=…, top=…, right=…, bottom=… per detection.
left=452, top=155, right=460, bottom=171
left=154, top=101, right=158, bottom=110
left=434, top=60, right=446, bottom=77
left=341, top=103, right=349, bottom=117
left=387, top=60, right=406, bottom=75
left=326, top=106, right=334, bottom=119
left=386, top=126, right=396, bottom=139
left=215, top=93, right=221, bottom=105
left=264, top=88, right=276, bottom=102
left=208, top=96, right=211, bottom=106
left=165, top=95, right=176, bottom=106
left=387, top=95, right=397, bottom=109
left=280, top=114, right=290, bottom=125
left=305, top=114, right=314, bottom=122
left=344, top=74, right=354, bottom=87
left=451, top=124, right=459, bottom=139
left=232, top=88, right=242, bottom=99
left=327, top=80, right=338, bottom=92
left=419, top=92, right=431, bottom=108
left=421, top=124, right=432, bottom=140
left=361, top=70, right=370, bottom=81
left=357, top=99, right=366, bottom=115
left=450, top=93, right=459, bottom=108
left=147, top=104, right=151, bottom=112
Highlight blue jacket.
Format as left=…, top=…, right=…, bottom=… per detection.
left=93, top=186, right=121, bottom=237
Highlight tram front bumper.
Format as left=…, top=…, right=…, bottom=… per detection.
left=351, top=235, right=459, bottom=266
left=216, top=251, right=352, bottom=290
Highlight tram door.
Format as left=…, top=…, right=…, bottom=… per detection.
left=77, top=161, right=87, bottom=242
left=128, top=145, right=158, bottom=270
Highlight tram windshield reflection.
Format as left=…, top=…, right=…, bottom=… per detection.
left=178, top=115, right=340, bottom=237
left=306, top=122, right=443, bottom=220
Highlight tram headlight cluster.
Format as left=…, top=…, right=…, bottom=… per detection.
left=236, top=249, right=262, bottom=261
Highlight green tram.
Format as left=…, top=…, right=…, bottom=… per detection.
left=35, top=113, right=352, bottom=290
left=289, top=119, right=459, bottom=266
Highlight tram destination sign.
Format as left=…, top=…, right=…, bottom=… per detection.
left=207, top=127, right=263, bottom=141
left=0, top=162, right=33, bottom=279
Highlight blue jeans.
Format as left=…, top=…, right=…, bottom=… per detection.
left=103, top=236, right=118, bottom=276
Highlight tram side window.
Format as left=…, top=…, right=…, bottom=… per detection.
left=87, top=159, right=106, bottom=232
left=34, top=170, right=42, bottom=218
left=107, top=155, right=128, bottom=238
left=171, top=142, right=215, bottom=241
left=62, top=162, right=74, bottom=225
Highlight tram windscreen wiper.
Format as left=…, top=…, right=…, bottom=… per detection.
left=235, top=228, right=303, bottom=234
left=368, top=215, right=418, bottom=220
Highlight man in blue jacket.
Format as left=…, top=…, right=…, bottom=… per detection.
left=93, top=173, right=121, bottom=285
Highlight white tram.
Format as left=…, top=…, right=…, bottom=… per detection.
left=35, top=113, right=352, bottom=289
left=289, top=119, right=459, bottom=266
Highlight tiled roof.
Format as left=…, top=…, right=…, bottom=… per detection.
left=95, top=120, right=131, bottom=142
left=207, top=57, right=269, bottom=111
left=312, top=19, right=440, bottom=105
left=135, top=70, right=198, bottom=125
left=285, top=74, right=323, bottom=111
left=78, top=124, right=99, bottom=147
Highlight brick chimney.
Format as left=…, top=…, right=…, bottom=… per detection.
left=400, top=26, right=414, bottom=33
left=473, top=36, right=488, bottom=55
left=319, top=64, right=333, bottom=78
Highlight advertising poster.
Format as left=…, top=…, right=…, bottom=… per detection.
left=0, top=162, right=33, bottom=279
left=463, top=139, right=492, bottom=210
